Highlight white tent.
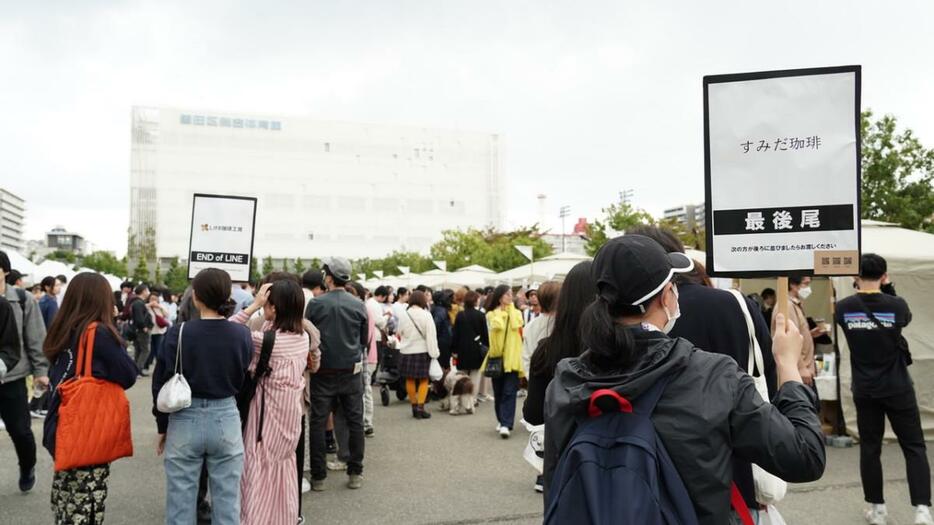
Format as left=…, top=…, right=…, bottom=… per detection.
left=438, top=264, right=496, bottom=289
left=495, top=252, right=591, bottom=285
left=831, top=221, right=934, bottom=440
left=35, top=260, right=78, bottom=281
left=5, top=250, right=40, bottom=284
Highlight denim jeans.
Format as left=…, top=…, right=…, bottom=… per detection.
left=492, top=372, right=520, bottom=430
left=309, top=371, right=365, bottom=479
left=164, top=397, right=243, bottom=525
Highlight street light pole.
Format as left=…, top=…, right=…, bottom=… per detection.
left=559, top=205, right=571, bottom=253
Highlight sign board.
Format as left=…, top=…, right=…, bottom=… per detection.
left=704, top=65, right=861, bottom=277
left=187, top=194, right=258, bottom=282
left=515, top=245, right=534, bottom=262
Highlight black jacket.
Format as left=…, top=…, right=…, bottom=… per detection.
left=545, top=328, right=825, bottom=525
left=667, top=282, right=778, bottom=507
left=431, top=305, right=453, bottom=366
left=451, top=308, right=489, bottom=371
left=130, top=297, right=153, bottom=332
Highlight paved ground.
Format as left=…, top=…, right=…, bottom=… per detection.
left=1, top=378, right=932, bottom=524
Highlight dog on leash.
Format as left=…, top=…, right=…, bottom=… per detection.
left=439, top=368, right=476, bottom=415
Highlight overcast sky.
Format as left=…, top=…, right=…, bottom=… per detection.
left=2, top=1, right=932, bottom=256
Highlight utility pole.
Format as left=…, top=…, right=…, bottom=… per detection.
left=559, top=205, right=571, bottom=253
left=620, top=189, right=635, bottom=207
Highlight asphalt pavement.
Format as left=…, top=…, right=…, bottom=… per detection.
left=1, top=378, right=932, bottom=524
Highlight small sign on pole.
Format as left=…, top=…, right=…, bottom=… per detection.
left=433, top=260, right=447, bottom=272
left=187, top=193, right=257, bottom=282
left=515, top=245, right=534, bottom=262
left=397, top=266, right=410, bottom=275
left=704, top=65, right=862, bottom=279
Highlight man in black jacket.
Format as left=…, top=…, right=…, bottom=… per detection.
left=129, top=284, right=154, bottom=376
left=627, top=225, right=778, bottom=514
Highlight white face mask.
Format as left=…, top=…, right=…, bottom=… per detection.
left=662, top=284, right=681, bottom=334
left=798, top=285, right=813, bottom=301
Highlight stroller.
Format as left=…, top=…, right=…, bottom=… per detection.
left=375, top=342, right=407, bottom=406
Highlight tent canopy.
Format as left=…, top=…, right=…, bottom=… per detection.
left=495, top=252, right=592, bottom=285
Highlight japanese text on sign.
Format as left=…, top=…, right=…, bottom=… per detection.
left=741, top=136, right=821, bottom=153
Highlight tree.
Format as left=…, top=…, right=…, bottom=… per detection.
left=293, top=257, right=306, bottom=275
left=261, top=255, right=275, bottom=276
left=861, top=110, right=934, bottom=232
left=80, top=251, right=128, bottom=277
left=153, top=261, right=162, bottom=286
left=163, top=257, right=189, bottom=293
left=249, top=257, right=260, bottom=285
left=281, top=258, right=291, bottom=273
left=46, top=249, right=78, bottom=264
left=429, top=227, right=553, bottom=273
left=658, top=218, right=706, bottom=251
left=585, top=197, right=656, bottom=255
left=131, top=258, right=149, bottom=284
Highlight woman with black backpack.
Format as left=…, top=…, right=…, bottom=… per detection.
left=544, top=235, right=826, bottom=525
left=231, top=279, right=310, bottom=525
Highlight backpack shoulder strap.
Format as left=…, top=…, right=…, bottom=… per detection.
left=727, top=289, right=764, bottom=377
left=256, top=330, right=276, bottom=377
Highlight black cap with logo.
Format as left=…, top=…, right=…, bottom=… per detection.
left=592, top=235, right=694, bottom=313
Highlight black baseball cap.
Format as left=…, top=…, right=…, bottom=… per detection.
left=592, top=235, right=694, bottom=313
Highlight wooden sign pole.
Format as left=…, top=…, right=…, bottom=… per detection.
left=777, top=276, right=790, bottom=320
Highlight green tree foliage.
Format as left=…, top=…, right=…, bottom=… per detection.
left=249, top=257, right=260, bottom=285
left=293, top=257, right=306, bottom=275
left=429, top=227, right=553, bottom=273
left=131, top=259, right=149, bottom=284
left=261, top=255, right=275, bottom=276
left=163, top=257, right=189, bottom=293
left=79, top=251, right=128, bottom=277
left=281, top=258, right=291, bottom=273
left=585, top=197, right=656, bottom=255
left=46, top=250, right=78, bottom=265
left=658, top=218, right=706, bottom=251
left=861, top=110, right=934, bottom=232
left=352, top=251, right=433, bottom=278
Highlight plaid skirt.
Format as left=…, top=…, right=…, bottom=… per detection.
left=398, top=353, right=430, bottom=379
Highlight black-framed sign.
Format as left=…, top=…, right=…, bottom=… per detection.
left=187, top=193, right=258, bottom=282
left=703, top=65, right=862, bottom=278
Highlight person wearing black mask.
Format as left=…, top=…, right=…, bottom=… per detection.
left=544, top=235, right=825, bottom=524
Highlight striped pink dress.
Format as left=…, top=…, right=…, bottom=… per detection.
left=231, top=311, right=309, bottom=525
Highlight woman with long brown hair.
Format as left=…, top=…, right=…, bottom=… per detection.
left=42, top=272, right=138, bottom=525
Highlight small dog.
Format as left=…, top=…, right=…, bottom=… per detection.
left=440, top=369, right=476, bottom=415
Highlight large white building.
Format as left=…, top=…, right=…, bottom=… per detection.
left=0, top=188, right=25, bottom=252
left=129, top=106, right=504, bottom=262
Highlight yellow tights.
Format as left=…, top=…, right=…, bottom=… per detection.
left=406, top=378, right=429, bottom=405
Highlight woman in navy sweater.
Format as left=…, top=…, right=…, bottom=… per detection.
left=153, top=268, right=252, bottom=525
left=43, top=272, right=138, bottom=525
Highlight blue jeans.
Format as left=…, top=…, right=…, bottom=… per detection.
left=492, top=372, right=520, bottom=430
left=164, top=397, right=243, bottom=525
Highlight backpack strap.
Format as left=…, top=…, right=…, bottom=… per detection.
left=255, top=330, right=276, bottom=443
left=731, top=482, right=755, bottom=525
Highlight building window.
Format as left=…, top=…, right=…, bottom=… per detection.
left=324, top=142, right=330, bottom=153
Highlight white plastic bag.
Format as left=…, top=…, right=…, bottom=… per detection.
left=157, top=323, right=192, bottom=413
left=759, top=505, right=787, bottom=525
left=728, top=289, right=788, bottom=505
left=428, top=358, right=443, bottom=382
left=521, top=419, right=545, bottom=475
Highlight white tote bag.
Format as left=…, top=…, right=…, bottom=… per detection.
left=157, top=322, right=192, bottom=413
left=728, top=289, right=788, bottom=505
left=428, top=358, right=443, bottom=382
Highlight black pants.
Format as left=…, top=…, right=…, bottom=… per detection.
left=0, top=378, right=37, bottom=474
left=296, top=414, right=306, bottom=517
left=308, top=372, right=364, bottom=479
left=855, top=390, right=931, bottom=506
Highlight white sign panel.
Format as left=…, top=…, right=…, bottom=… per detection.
left=704, top=66, right=861, bottom=277
left=187, top=194, right=258, bottom=282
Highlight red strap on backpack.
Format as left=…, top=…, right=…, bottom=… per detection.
left=730, top=483, right=754, bottom=525
left=587, top=389, right=633, bottom=418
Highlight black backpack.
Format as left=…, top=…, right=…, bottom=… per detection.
left=236, top=330, right=277, bottom=441
left=0, top=290, right=27, bottom=376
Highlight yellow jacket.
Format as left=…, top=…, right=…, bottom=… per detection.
left=483, top=305, right=525, bottom=377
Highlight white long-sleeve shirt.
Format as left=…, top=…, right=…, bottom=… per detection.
left=396, top=306, right=440, bottom=358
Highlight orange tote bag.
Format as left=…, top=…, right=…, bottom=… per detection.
left=54, top=322, right=134, bottom=471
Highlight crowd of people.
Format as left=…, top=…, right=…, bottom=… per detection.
left=0, top=228, right=930, bottom=524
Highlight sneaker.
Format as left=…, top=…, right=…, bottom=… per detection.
left=496, top=424, right=503, bottom=432
left=347, top=474, right=363, bottom=490
left=865, top=504, right=887, bottom=525
left=534, top=475, right=544, bottom=493
left=916, top=505, right=933, bottom=525
left=499, top=427, right=511, bottom=439
left=327, top=460, right=348, bottom=472
left=19, top=467, right=36, bottom=493
left=301, top=478, right=311, bottom=494
left=297, top=516, right=306, bottom=525
left=517, top=389, right=528, bottom=398
left=364, top=427, right=375, bottom=438
left=30, top=410, right=46, bottom=419
left=311, top=479, right=326, bottom=492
